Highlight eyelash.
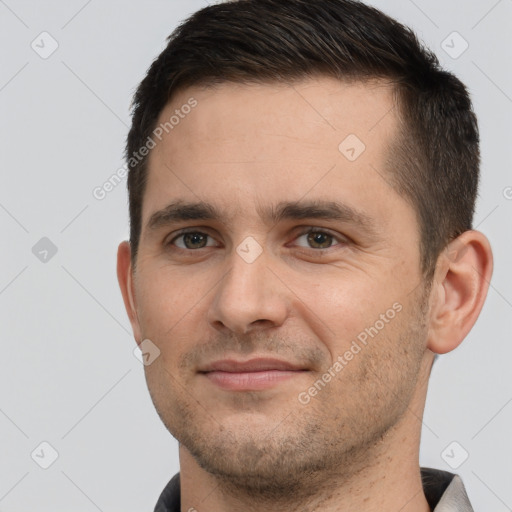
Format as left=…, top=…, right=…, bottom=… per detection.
left=167, top=227, right=347, bottom=252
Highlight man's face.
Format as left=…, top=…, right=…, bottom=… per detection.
left=125, top=78, right=433, bottom=495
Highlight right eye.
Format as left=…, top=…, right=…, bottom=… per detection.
left=168, top=230, right=219, bottom=250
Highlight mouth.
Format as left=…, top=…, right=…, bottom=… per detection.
left=198, top=357, right=309, bottom=391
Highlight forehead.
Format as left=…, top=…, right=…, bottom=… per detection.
left=142, top=77, right=406, bottom=231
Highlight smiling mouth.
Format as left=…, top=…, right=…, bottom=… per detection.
left=201, top=369, right=308, bottom=391
left=198, top=357, right=309, bottom=391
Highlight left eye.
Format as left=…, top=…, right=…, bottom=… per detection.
left=171, top=232, right=217, bottom=250
left=294, top=229, right=342, bottom=249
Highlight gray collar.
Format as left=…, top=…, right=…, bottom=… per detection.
left=155, top=467, right=474, bottom=511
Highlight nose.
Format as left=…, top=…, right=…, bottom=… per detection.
left=207, top=246, right=289, bottom=335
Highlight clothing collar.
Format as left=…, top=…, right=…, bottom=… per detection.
left=154, top=467, right=474, bottom=512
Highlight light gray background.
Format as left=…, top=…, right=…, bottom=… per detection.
left=0, top=0, right=510, bottom=510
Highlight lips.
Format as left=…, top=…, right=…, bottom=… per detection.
left=199, top=357, right=306, bottom=373
left=199, top=357, right=308, bottom=391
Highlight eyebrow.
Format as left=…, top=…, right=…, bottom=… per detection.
left=146, top=199, right=377, bottom=236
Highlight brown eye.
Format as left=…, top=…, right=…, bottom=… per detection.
left=294, top=229, right=343, bottom=250
left=293, top=226, right=350, bottom=254
left=306, top=231, right=334, bottom=249
left=171, top=232, right=215, bottom=249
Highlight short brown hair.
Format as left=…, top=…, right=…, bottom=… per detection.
left=126, top=0, right=479, bottom=279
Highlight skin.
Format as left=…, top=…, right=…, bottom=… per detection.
left=117, top=77, right=493, bottom=512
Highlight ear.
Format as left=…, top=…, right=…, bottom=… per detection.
left=427, top=230, right=493, bottom=354
left=117, top=241, right=142, bottom=343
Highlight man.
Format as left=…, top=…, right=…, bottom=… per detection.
left=117, top=0, right=493, bottom=510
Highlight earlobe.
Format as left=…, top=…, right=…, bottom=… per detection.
left=116, top=241, right=142, bottom=342
left=427, top=230, right=493, bottom=355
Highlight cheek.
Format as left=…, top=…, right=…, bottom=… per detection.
left=291, top=269, right=407, bottom=357
left=135, top=267, right=209, bottom=350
